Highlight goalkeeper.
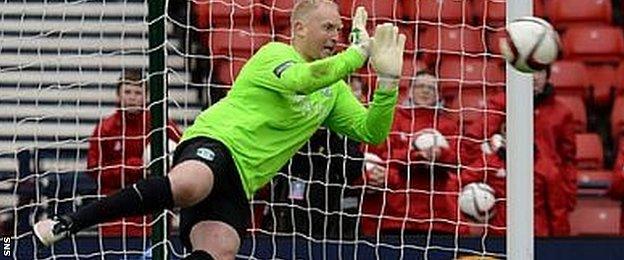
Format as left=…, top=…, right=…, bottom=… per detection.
left=34, top=1, right=406, bottom=259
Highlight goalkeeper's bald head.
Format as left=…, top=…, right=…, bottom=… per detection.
left=290, top=0, right=342, bottom=61
left=290, top=0, right=338, bottom=25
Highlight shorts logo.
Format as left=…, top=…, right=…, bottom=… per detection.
left=196, top=148, right=215, bottom=161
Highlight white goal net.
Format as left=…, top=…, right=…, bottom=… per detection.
left=0, top=0, right=510, bottom=259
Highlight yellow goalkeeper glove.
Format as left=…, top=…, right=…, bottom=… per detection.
left=370, top=23, right=406, bottom=89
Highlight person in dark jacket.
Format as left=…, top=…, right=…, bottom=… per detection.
left=261, top=128, right=364, bottom=240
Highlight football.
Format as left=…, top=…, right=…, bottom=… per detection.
left=413, top=128, right=449, bottom=150
left=459, top=183, right=496, bottom=222
left=500, top=16, right=560, bottom=73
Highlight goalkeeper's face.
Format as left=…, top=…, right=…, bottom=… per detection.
left=293, top=2, right=342, bottom=61
left=118, top=83, right=146, bottom=114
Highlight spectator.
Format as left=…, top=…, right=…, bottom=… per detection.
left=461, top=90, right=506, bottom=166
left=360, top=71, right=467, bottom=236
left=460, top=123, right=507, bottom=236
left=261, top=128, right=363, bottom=239
left=87, top=69, right=181, bottom=237
left=461, top=120, right=571, bottom=237
left=462, top=68, right=573, bottom=236
left=533, top=69, right=576, bottom=236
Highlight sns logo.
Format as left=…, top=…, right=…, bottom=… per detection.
left=3, top=237, right=10, bottom=256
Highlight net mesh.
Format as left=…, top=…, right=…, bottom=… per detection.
left=1, top=0, right=508, bottom=258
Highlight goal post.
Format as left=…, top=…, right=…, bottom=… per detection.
left=148, top=0, right=168, bottom=259
left=506, top=0, right=534, bottom=259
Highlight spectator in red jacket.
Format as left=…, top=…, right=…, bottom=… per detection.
left=460, top=123, right=507, bottom=236
left=533, top=69, right=575, bottom=236
left=87, top=69, right=181, bottom=237
left=360, top=71, right=467, bottom=236
left=460, top=90, right=506, bottom=166
left=460, top=121, right=569, bottom=237
left=607, top=139, right=624, bottom=235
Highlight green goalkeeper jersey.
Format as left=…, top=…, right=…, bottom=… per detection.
left=182, top=42, right=398, bottom=198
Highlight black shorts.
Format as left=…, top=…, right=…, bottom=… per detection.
left=172, top=136, right=250, bottom=250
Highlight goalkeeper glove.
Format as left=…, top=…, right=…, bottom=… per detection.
left=349, top=6, right=371, bottom=58
left=370, top=23, right=406, bottom=89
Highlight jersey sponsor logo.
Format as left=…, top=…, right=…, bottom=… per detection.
left=321, top=87, right=332, bottom=97
left=196, top=148, right=215, bottom=161
left=273, top=61, right=294, bottom=78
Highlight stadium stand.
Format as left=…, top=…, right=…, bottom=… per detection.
left=612, top=95, right=624, bottom=140
left=557, top=95, right=588, bottom=133
left=576, top=133, right=605, bottom=169
left=341, top=0, right=402, bottom=24
left=438, top=56, right=506, bottom=99
left=2, top=0, right=624, bottom=244
left=0, top=1, right=199, bottom=236
left=404, top=0, right=473, bottom=25
left=570, top=196, right=620, bottom=236
left=549, top=60, right=591, bottom=97
left=192, top=0, right=263, bottom=28
left=586, top=65, right=618, bottom=106
left=419, top=25, right=486, bottom=65
left=561, top=25, right=624, bottom=64
left=545, top=0, right=613, bottom=29
left=472, top=0, right=506, bottom=26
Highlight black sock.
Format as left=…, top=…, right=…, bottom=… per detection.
left=183, top=250, right=215, bottom=260
left=66, top=176, right=174, bottom=233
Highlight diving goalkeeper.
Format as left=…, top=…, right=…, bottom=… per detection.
left=34, top=1, right=406, bottom=259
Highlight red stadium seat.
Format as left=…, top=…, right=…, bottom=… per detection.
left=400, top=57, right=428, bottom=89
left=549, top=60, right=590, bottom=97
left=193, top=0, right=263, bottom=28
left=617, top=62, right=624, bottom=95
left=575, top=133, right=604, bottom=169
left=342, top=0, right=402, bottom=23
left=534, top=0, right=546, bottom=18
left=577, top=170, right=612, bottom=189
left=215, top=59, right=247, bottom=85
left=447, top=88, right=504, bottom=124
left=569, top=196, right=620, bottom=236
left=611, top=95, right=624, bottom=140
left=556, top=95, right=587, bottom=133
left=274, top=26, right=291, bottom=44
left=404, top=0, right=473, bottom=24
left=472, top=0, right=505, bottom=26
left=545, top=0, right=612, bottom=29
left=419, top=25, right=486, bottom=65
left=438, top=57, right=505, bottom=98
left=562, top=26, right=624, bottom=64
left=399, top=24, right=416, bottom=55
left=207, top=26, right=271, bottom=58
left=486, top=29, right=506, bottom=54
left=586, top=65, right=617, bottom=106
left=261, top=0, right=295, bottom=29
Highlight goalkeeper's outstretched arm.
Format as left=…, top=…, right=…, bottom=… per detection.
left=248, top=6, right=373, bottom=95
left=325, top=23, right=407, bottom=145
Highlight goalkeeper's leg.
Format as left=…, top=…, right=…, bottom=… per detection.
left=33, top=137, right=246, bottom=252
left=33, top=160, right=213, bottom=246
